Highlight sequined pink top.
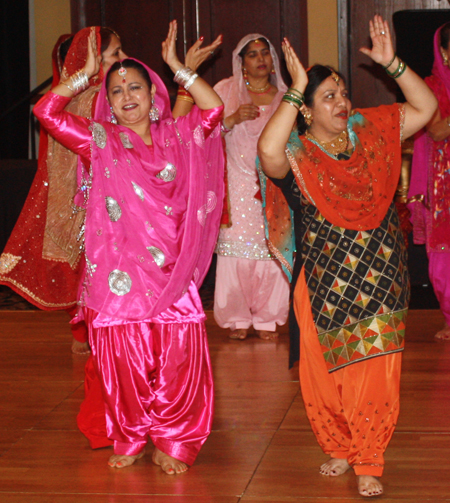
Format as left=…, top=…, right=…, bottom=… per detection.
left=34, top=92, right=224, bottom=326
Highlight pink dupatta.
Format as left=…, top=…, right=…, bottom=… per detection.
left=76, top=59, right=224, bottom=326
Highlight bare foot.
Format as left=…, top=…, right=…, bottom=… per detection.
left=71, top=338, right=90, bottom=354
left=108, top=450, right=145, bottom=468
left=319, top=457, right=350, bottom=476
left=357, top=475, right=383, bottom=497
left=152, top=447, right=188, bottom=475
left=256, top=330, right=279, bottom=341
left=229, top=329, right=248, bottom=340
left=435, top=323, right=450, bottom=341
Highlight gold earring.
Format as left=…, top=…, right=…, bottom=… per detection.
left=242, top=67, right=248, bottom=82
left=301, top=107, right=313, bottom=126
left=442, top=48, right=449, bottom=67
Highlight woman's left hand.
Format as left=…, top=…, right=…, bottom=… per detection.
left=162, top=20, right=183, bottom=74
left=359, top=15, right=395, bottom=67
left=185, top=34, right=222, bottom=71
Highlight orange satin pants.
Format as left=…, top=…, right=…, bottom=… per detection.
left=294, top=267, right=402, bottom=477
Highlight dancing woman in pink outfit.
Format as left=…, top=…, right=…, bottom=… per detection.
left=33, top=23, right=224, bottom=473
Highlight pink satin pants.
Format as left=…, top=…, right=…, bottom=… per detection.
left=85, top=309, right=214, bottom=465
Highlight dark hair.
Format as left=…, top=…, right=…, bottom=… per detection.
left=59, top=36, right=74, bottom=66
left=440, top=22, right=450, bottom=51
left=238, top=37, right=270, bottom=59
left=99, top=27, right=119, bottom=55
left=106, top=59, right=153, bottom=90
left=297, top=64, right=346, bottom=135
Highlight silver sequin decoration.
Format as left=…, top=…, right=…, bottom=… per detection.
left=119, top=132, right=133, bottom=149
left=108, top=270, right=132, bottom=296
left=156, top=163, right=177, bottom=182
left=193, top=125, right=205, bottom=147
left=132, top=181, right=144, bottom=201
left=105, top=196, right=122, bottom=222
left=92, top=122, right=106, bottom=149
left=147, top=246, right=165, bottom=267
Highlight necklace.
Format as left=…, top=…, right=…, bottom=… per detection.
left=305, top=129, right=349, bottom=157
left=245, top=81, right=271, bottom=94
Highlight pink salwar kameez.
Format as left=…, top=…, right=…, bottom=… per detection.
left=34, top=59, right=224, bottom=464
left=213, top=34, right=290, bottom=332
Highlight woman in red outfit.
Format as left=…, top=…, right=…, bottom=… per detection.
left=0, top=27, right=126, bottom=354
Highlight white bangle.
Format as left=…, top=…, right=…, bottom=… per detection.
left=68, top=70, right=89, bottom=95
left=174, top=66, right=199, bottom=91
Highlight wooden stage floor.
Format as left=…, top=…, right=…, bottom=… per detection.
left=0, top=308, right=449, bottom=502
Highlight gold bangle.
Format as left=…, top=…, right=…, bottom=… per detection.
left=176, top=95, right=195, bottom=104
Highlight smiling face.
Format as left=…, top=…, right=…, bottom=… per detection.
left=107, top=67, right=155, bottom=127
left=306, top=76, right=351, bottom=141
left=102, top=35, right=128, bottom=73
left=242, top=39, right=273, bottom=80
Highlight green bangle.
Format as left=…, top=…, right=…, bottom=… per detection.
left=393, top=61, right=407, bottom=78
left=287, top=87, right=305, bottom=101
left=382, top=54, right=397, bottom=70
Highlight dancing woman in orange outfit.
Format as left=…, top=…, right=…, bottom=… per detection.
left=257, top=16, right=437, bottom=497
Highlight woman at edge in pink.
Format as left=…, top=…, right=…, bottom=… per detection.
left=409, top=22, right=450, bottom=341
left=33, top=23, right=224, bottom=473
left=213, top=34, right=290, bottom=340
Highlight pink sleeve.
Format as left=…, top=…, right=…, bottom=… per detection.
left=33, top=92, right=92, bottom=164
left=175, top=105, right=223, bottom=139
left=200, top=105, right=224, bottom=138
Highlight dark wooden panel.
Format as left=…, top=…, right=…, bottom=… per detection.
left=70, top=0, right=308, bottom=94
left=198, top=0, right=307, bottom=87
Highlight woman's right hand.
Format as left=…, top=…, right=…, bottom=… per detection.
left=281, top=37, right=308, bottom=92
left=83, top=28, right=101, bottom=79
left=225, top=104, right=260, bottom=128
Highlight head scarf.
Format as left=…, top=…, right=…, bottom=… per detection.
left=43, top=27, right=105, bottom=267
left=214, top=33, right=287, bottom=121
left=409, top=24, right=450, bottom=252
left=51, top=34, right=73, bottom=88
left=78, top=58, right=224, bottom=326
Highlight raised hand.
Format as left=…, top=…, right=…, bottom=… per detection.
left=162, top=20, right=183, bottom=74
left=185, top=34, right=223, bottom=71
left=359, top=15, right=395, bottom=68
left=83, top=27, right=101, bottom=79
left=281, top=37, right=308, bottom=92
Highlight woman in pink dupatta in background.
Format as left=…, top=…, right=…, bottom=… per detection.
left=213, top=34, right=290, bottom=341
left=33, top=22, right=224, bottom=473
left=409, top=23, right=450, bottom=341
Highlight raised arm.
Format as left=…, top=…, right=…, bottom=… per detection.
left=172, top=33, right=222, bottom=118
left=162, top=20, right=222, bottom=111
left=359, top=15, right=437, bottom=140
left=257, top=38, right=308, bottom=179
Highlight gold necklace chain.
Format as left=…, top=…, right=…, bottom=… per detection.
left=305, top=129, right=349, bottom=156
left=245, top=81, right=271, bottom=94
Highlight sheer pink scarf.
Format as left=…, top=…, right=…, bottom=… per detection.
left=77, top=59, right=224, bottom=326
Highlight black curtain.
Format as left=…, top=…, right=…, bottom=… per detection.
left=0, top=0, right=30, bottom=159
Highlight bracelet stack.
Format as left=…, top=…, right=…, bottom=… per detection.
left=62, top=70, right=89, bottom=95
left=282, top=87, right=305, bottom=111
left=174, top=66, right=199, bottom=91
left=177, top=86, right=194, bottom=104
left=384, top=55, right=407, bottom=79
